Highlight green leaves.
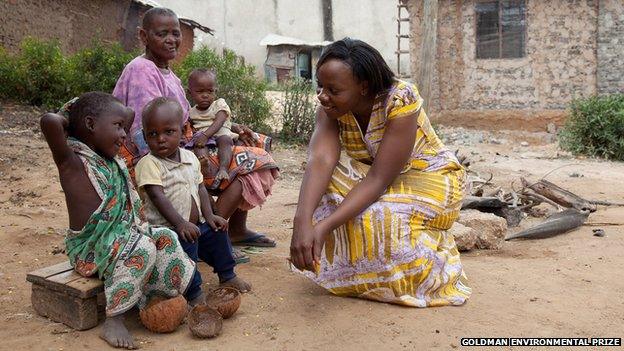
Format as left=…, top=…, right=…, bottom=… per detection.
left=174, top=47, right=272, bottom=134
left=559, top=94, right=624, bottom=161
left=279, top=78, right=316, bottom=145
left=0, top=37, right=137, bottom=109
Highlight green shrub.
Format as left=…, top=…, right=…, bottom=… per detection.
left=13, top=38, right=69, bottom=107
left=0, top=47, right=18, bottom=99
left=67, top=41, right=136, bottom=98
left=279, top=78, right=316, bottom=144
left=559, top=94, right=624, bottom=160
left=175, top=47, right=272, bottom=133
left=0, top=38, right=136, bottom=109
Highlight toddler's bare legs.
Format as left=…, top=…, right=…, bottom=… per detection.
left=215, top=136, right=233, bottom=182
left=193, top=146, right=211, bottom=178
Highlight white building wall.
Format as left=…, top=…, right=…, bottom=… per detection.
left=332, top=0, right=410, bottom=77
left=158, top=0, right=409, bottom=78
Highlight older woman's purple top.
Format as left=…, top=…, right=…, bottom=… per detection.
left=113, top=55, right=190, bottom=155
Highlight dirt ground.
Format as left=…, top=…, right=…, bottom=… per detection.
left=0, top=102, right=623, bottom=350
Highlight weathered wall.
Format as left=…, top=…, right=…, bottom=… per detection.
left=408, top=0, right=604, bottom=123
left=0, top=0, right=131, bottom=53
left=0, top=0, right=196, bottom=63
left=157, top=0, right=409, bottom=78
left=157, top=0, right=324, bottom=76
left=597, top=0, right=624, bottom=94
left=332, top=0, right=411, bottom=76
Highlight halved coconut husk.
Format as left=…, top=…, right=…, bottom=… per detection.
left=139, top=295, right=187, bottom=333
left=188, top=305, right=223, bottom=338
left=205, top=286, right=241, bottom=319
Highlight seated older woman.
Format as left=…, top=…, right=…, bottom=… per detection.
left=113, top=7, right=278, bottom=262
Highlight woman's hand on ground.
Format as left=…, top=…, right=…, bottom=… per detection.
left=290, top=219, right=328, bottom=271
left=206, top=214, right=228, bottom=232
left=175, top=220, right=200, bottom=243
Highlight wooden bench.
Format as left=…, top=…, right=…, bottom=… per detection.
left=26, top=261, right=105, bottom=330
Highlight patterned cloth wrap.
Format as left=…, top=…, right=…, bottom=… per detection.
left=64, top=138, right=195, bottom=316
left=303, top=80, right=472, bottom=308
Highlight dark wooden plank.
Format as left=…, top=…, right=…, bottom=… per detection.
left=66, top=277, right=104, bottom=299
left=29, top=270, right=85, bottom=297
left=47, top=269, right=83, bottom=285
left=26, top=261, right=73, bottom=283
left=27, top=261, right=103, bottom=298
left=31, top=284, right=100, bottom=330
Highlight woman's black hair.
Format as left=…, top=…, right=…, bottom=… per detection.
left=317, top=37, right=395, bottom=96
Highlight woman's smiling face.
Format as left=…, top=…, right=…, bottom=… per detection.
left=141, top=14, right=181, bottom=65
left=315, top=59, right=367, bottom=119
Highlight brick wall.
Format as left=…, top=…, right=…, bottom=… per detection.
left=0, top=0, right=132, bottom=54
left=408, top=0, right=606, bottom=115
left=0, top=0, right=196, bottom=62
left=597, top=0, right=624, bottom=94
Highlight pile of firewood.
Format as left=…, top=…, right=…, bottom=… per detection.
left=458, top=153, right=622, bottom=240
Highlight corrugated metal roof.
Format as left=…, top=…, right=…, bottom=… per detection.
left=259, top=34, right=331, bottom=47
left=132, top=0, right=214, bottom=34
left=132, top=0, right=164, bottom=9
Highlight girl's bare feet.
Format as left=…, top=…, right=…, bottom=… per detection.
left=220, top=276, right=251, bottom=293
left=100, top=314, right=135, bottom=349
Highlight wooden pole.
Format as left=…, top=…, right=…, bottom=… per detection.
left=417, top=0, right=438, bottom=113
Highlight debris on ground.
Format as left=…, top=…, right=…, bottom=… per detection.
left=457, top=210, right=507, bottom=250
left=504, top=208, right=589, bottom=241
left=592, top=228, right=605, bottom=237
left=449, top=150, right=623, bottom=246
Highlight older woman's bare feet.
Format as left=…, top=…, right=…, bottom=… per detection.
left=220, top=276, right=251, bottom=293
left=100, top=314, right=135, bottom=349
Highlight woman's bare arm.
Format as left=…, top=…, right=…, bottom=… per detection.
left=319, top=112, right=418, bottom=234
left=290, top=107, right=341, bottom=270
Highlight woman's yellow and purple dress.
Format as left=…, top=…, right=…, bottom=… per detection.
left=309, top=81, right=471, bottom=307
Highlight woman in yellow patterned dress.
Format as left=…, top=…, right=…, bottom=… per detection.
left=290, top=38, right=471, bottom=307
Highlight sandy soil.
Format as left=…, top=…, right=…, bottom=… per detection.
left=0, top=103, right=623, bottom=350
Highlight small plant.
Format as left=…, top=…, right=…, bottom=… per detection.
left=67, top=41, right=136, bottom=99
left=279, top=77, right=317, bottom=144
left=559, top=94, right=624, bottom=161
left=0, top=47, right=18, bottom=99
left=175, top=47, right=272, bottom=133
left=0, top=37, right=137, bottom=109
left=14, top=38, right=69, bottom=107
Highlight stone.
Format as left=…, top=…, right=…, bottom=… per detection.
left=520, top=141, right=529, bottom=147
left=547, top=122, right=557, bottom=134
left=457, top=210, right=508, bottom=250
left=448, top=222, right=477, bottom=251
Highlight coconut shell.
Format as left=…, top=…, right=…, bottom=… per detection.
left=205, top=287, right=241, bottom=319
left=139, top=295, right=188, bottom=333
left=188, top=305, right=223, bottom=338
